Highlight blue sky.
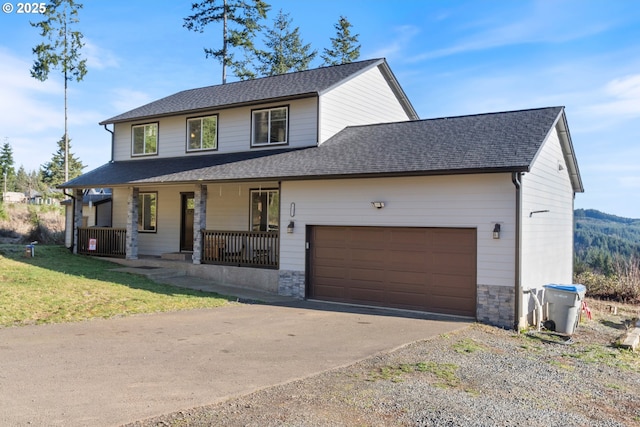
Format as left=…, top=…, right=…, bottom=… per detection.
left=1, top=0, right=639, bottom=217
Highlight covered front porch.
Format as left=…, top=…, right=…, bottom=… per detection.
left=71, top=181, right=284, bottom=290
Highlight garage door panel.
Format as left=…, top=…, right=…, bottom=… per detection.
left=430, top=295, right=476, bottom=314
left=349, top=267, right=386, bottom=283
left=350, top=248, right=387, bottom=263
left=387, top=250, right=429, bottom=267
left=348, top=288, right=384, bottom=304
left=314, top=249, right=349, bottom=263
left=310, top=226, right=476, bottom=317
left=387, top=270, right=428, bottom=286
left=313, top=264, right=350, bottom=279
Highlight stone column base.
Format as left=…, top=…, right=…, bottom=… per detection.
left=278, top=270, right=305, bottom=299
left=477, top=284, right=514, bottom=329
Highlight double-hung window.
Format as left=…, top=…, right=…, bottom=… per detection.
left=187, top=115, right=218, bottom=151
left=138, top=192, right=157, bottom=232
left=132, top=123, right=158, bottom=156
left=252, top=106, right=288, bottom=146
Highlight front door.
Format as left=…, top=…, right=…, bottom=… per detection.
left=180, top=193, right=194, bottom=251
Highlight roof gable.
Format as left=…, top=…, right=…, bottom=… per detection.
left=100, top=58, right=418, bottom=124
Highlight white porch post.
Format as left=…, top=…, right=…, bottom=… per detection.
left=192, top=184, right=207, bottom=264
left=126, top=187, right=139, bottom=260
left=72, top=188, right=83, bottom=254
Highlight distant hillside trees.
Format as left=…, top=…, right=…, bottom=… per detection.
left=574, top=209, right=640, bottom=274
left=574, top=209, right=640, bottom=302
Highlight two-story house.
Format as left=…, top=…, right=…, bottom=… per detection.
left=62, top=58, right=583, bottom=330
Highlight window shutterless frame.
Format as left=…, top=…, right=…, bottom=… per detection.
left=251, top=106, right=289, bottom=147
left=137, top=192, right=158, bottom=233
left=131, top=122, right=159, bottom=157
left=186, top=114, right=218, bottom=152
left=249, top=189, right=279, bottom=232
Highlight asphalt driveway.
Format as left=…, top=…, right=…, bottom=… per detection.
left=0, top=301, right=467, bottom=426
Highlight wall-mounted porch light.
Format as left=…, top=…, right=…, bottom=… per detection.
left=287, top=220, right=295, bottom=234
left=493, top=223, right=501, bottom=239
left=371, top=201, right=385, bottom=209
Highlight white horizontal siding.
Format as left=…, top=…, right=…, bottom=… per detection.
left=112, top=182, right=277, bottom=256
left=280, top=174, right=516, bottom=287
left=319, top=65, right=412, bottom=143
left=112, top=98, right=318, bottom=161
left=521, top=126, right=575, bottom=290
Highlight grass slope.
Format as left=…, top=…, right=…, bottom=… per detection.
left=0, top=244, right=231, bottom=327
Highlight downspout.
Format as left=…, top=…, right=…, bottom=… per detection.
left=103, top=124, right=114, bottom=162
left=512, top=172, right=522, bottom=331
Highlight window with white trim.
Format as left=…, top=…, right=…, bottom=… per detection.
left=252, top=106, right=288, bottom=146
left=132, top=123, right=158, bottom=156
left=138, top=192, right=157, bottom=232
left=187, top=115, right=218, bottom=151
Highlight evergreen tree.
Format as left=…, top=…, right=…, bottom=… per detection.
left=0, top=139, right=16, bottom=192
left=41, top=135, right=85, bottom=188
left=184, top=0, right=270, bottom=84
left=14, top=166, right=46, bottom=196
left=322, top=16, right=360, bottom=66
left=255, top=9, right=317, bottom=77
left=31, top=0, right=87, bottom=184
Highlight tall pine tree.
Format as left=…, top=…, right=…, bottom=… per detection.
left=255, top=9, right=317, bottom=76
left=322, top=16, right=360, bottom=66
left=31, top=0, right=87, bottom=183
left=41, top=135, right=85, bottom=188
left=184, top=0, right=270, bottom=84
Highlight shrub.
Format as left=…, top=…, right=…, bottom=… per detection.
left=576, top=256, right=640, bottom=303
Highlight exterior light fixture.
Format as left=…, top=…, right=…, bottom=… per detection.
left=493, top=223, right=501, bottom=239
left=371, top=201, right=385, bottom=209
left=287, top=220, right=295, bottom=234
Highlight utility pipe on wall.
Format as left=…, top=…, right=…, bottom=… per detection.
left=512, top=172, right=523, bottom=331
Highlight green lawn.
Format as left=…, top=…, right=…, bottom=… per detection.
left=0, top=244, right=231, bottom=327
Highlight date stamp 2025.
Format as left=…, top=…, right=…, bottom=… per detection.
left=2, top=2, right=46, bottom=14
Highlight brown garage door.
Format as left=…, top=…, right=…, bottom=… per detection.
left=309, top=226, right=476, bottom=317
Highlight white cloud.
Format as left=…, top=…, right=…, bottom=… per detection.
left=574, top=74, right=640, bottom=132
left=109, top=88, right=154, bottom=114
left=411, top=1, right=612, bottom=62
left=368, top=25, right=421, bottom=60
left=620, top=176, right=640, bottom=189
left=82, top=39, right=120, bottom=70
left=0, top=49, right=63, bottom=134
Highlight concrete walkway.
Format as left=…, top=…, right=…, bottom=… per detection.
left=0, top=273, right=468, bottom=427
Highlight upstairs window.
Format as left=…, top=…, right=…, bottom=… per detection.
left=187, top=115, right=218, bottom=151
left=252, top=106, right=288, bottom=146
left=132, top=123, right=158, bottom=156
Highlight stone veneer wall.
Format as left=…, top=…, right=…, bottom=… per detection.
left=278, top=270, right=306, bottom=299
left=125, top=187, right=139, bottom=260
left=477, top=284, right=514, bottom=329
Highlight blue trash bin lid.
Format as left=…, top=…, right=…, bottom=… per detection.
left=543, top=284, right=586, bottom=293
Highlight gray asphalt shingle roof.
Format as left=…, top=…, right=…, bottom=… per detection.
left=100, top=59, right=399, bottom=124
left=64, top=107, right=572, bottom=189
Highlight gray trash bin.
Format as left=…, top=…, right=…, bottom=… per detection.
left=543, top=284, right=586, bottom=335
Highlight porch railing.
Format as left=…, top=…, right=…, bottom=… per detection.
left=77, top=227, right=127, bottom=258
left=202, top=230, right=279, bottom=269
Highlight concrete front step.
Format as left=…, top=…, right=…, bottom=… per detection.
left=161, top=252, right=192, bottom=261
